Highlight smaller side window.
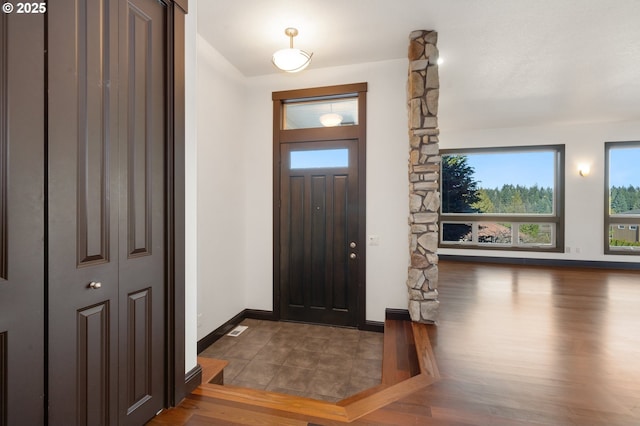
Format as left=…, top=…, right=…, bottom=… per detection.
left=605, top=141, right=640, bottom=254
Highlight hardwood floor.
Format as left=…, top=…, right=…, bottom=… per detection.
left=150, top=261, right=640, bottom=425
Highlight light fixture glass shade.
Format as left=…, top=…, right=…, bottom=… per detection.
left=319, top=113, right=343, bottom=127
left=272, top=48, right=312, bottom=73
left=579, top=164, right=591, bottom=176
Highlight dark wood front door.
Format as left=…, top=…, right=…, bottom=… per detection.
left=273, top=83, right=367, bottom=328
left=48, top=0, right=167, bottom=424
left=279, top=140, right=360, bottom=326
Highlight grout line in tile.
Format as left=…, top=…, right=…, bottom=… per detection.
left=203, top=321, right=383, bottom=400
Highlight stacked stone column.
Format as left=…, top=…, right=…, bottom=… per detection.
left=407, top=30, right=440, bottom=323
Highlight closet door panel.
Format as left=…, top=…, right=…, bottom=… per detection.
left=48, top=0, right=172, bottom=423
left=47, top=0, right=120, bottom=424
left=0, top=11, right=45, bottom=426
left=118, top=0, right=167, bottom=423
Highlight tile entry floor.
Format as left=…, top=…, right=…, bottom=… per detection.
left=199, top=319, right=384, bottom=402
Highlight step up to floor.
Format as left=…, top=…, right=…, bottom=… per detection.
left=381, top=319, right=421, bottom=385
left=193, top=318, right=439, bottom=423
left=198, top=357, right=228, bottom=385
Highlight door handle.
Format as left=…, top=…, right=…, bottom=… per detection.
left=349, top=253, right=357, bottom=259
left=88, top=281, right=102, bottom=290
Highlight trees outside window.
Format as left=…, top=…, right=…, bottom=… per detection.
left=439, top=145, right=564, bottom=252
left=605, top=141, right=640, bottom=254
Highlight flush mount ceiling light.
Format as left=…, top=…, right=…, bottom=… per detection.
left=319, top=112, right=343, bottom=127
left=272, top=27, right=313, bottom=73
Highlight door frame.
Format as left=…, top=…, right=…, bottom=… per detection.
left=272, top=83, right=368, bottom=328
left=167, top=0, right=188, bottom=407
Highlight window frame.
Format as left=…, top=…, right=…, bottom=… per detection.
left=604, top=140, right=640, bottom=255
left=439, top=144, right=565, bottom=252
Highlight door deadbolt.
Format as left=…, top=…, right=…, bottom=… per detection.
left=349, top=241, right=357, bottom=249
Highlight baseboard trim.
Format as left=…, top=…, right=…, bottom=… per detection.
left=360, top=320, right=384, bottom=333
left=440, top=254, right=640, bottom=270
left=385, top=308, right=411, bottom=321
left=197, top=309, right=277, bottom=354
left=184, top=364, right=202, bottom=395
left=197, top=310, right=247, bottom=354
left=243, top=309, right=277, bottom=321
left=197, top=308, right=391, bottom=353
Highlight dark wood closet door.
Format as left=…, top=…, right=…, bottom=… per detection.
left=48, top=0, right=167, bottom=424
left=0, top=12, right=45, bottom=426
left=279, top=140, right=360, bottom=326
left=47, top=0, right=121, bottom=423
left=117, top=0, right=167, bottom=423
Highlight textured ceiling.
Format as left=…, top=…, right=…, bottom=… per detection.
left=196, top=0, right=640, bottom=130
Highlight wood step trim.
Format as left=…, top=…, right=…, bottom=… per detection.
left=194, top=383, right=350, bottom=422
left=336, top=383, right=388, bottom=407
left=412, top=321, right=440, bottom=379
left=195, top=374, right=437, bottom=424
left=381, top=319, right=420, bottom=385
left=173, top=397, right=310, bottom=426
left=343, top=373, right=435, bottom=421
left=198, top=357, right=228, bottom=385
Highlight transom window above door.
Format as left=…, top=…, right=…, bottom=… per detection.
left=283, top=96, right=358, bottom=129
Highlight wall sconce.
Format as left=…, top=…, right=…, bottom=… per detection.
left=578, top=164, right=591, bottom=177
left=272, top=28, right=313, bottom=73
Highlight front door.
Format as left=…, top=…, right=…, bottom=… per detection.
left=273, top=83, right=368, bottom=328
left=279, top=140, right=360, bottom=326
left=47, top=0, right=167, bottom=424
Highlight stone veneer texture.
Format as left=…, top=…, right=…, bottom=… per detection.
left=407, top=30, right=440, bottom=323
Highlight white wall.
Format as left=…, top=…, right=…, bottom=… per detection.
left=243, top=59, right=411, bottom=323
left=195, top=35, right=248, bottom=340
left=438, top=120, right=640, bottom=263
